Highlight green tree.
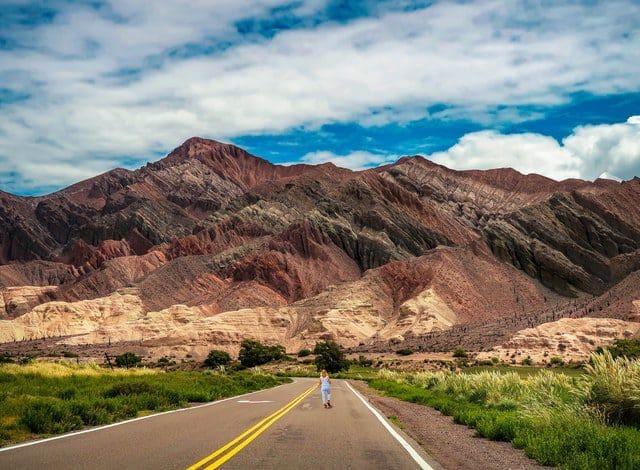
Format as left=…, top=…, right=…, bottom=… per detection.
left=313, top=340, right=349, bottom=373
left=238, top=340, right=285, bottom=367
left=203, top=350, right=231, bottom=369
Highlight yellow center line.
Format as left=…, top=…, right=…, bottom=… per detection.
left=187, top=383, right=318, bottom=470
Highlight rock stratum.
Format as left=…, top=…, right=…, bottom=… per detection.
left=1, top=137, right=639, bottom=359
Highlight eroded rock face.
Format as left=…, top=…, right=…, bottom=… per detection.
left=477, top=317, right=640, bottom=364
left=0, top=288, right=144, bottom=343
left=483, top=184, right=640, bottom=296
left=1, top=137, right=639, bottom=356
left=0, top=286, right=59, bottom=319
left=0, top=245, right=558, bottom=357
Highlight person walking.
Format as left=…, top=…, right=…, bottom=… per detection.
left=319, top=369, right=332, bottom=409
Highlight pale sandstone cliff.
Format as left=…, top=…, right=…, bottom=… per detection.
left=0, top=286, right=58, bottom=319
left=477, top=317, right=640, bottom=364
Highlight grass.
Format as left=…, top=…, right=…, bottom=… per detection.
left=387, top=415, right=404, bottom=429
left=461, top=364, right=586, bottom=378
left=0, top=361, right=288, bottom=446
left=365, top=353, right=640, bottom=469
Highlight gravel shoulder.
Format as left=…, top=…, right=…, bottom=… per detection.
left=350, top=380, right=549, bottom=470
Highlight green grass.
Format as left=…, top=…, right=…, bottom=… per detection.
left=462, top=364, right=586, bottom=378
left=366, top=355, right=640, bottom=470
left=387, top=415, right=404, bottom=429
left=0, top=361, right=288, bottom=446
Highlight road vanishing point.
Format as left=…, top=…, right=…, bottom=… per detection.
left=0, top=378, right=438, bottom=469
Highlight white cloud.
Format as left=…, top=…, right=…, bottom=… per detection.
left=627, top=116, right=640, bottom=125
left=429, top=131, right=581, bottom=180
left=0, top=0, right=639, bottom=192
left=427, top=117, right=640, bottom=181
left=296, top=150, right=397, bottom=170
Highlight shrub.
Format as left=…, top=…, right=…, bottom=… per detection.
left=115, top=352, right=141, bottom=368
left=0, top=352, right=13, bottom=364
left=204, top=350, right=231, bottom=369
left=358, top=355, right=373, bottom=367
left=522, top=356, right=533, bottom=366
left=581, top=351, right=640, bottom=426
left=396, top=348, right=414, bottom=356
left=297, top=348, right=312, bottom=357
left=19, top=398, right=82, bottom=434
left=549, top=356, right=564, bottom=366
left=453, top=348, right=467, bottom=358
left=607, top=339, right=640, bottom=359
left=313, top=340, right=349, bottom=373
left=62, top=351, right=79, bottom=358
left=238, top=340, right=285, bottom=367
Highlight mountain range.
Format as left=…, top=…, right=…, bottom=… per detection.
left=1, top=137, right=639, bottom=360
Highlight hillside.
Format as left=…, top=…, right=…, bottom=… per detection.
left=1, top=137, right=639, bottom=358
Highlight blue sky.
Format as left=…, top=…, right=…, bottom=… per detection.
left=1, top=0, right=639, bottom=195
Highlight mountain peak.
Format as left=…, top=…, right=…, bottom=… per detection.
left=597, top=171, right=623, bottom=182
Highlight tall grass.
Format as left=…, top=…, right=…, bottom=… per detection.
left=369, top=352, right=640, bottom=469
left=0, top=361, right=287, bottom=446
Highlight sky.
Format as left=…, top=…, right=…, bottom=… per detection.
left=1, top=0, right=639, bottom=196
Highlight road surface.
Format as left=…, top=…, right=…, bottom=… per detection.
left=0, top=378, right=436, bottom=469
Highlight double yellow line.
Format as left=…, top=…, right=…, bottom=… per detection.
left=187, top=384, right=318, bottom=470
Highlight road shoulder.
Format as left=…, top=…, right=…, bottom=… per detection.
left=349, top=380, right=548, bottom=470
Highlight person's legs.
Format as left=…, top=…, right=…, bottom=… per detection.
left=321, top=390, right=328, bottom=408
left=326, top=391, right=331, bottom=408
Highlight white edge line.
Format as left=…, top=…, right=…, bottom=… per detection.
left=0, top=379, right=296, bottom=453
left=345, top=381, right=433, bottom=470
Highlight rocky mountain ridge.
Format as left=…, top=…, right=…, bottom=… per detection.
left=1, top=137, right=639, bottom=358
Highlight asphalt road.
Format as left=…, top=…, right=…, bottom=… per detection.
left=0, top=378, right=436, bottom=469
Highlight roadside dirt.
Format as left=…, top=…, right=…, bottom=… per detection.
left=350, top=381, right=548, bottom=470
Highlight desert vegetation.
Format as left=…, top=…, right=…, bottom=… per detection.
left=238, top=339, right=286, bottom=367
left=368, top=351, right=640, bottom=469
left=0, top=361, right=287, bottom=446
left=313, top=340, right=349, bottom=373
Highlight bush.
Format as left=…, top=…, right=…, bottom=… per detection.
left=238, top=340, right=285, bottom=368
left=297, top=348, right=312, bottom=357
left=313, top=340, right=349, bottom=373
left=582, top=351, right=640, bottom=426
left=204, top=350, right=231, bottom=369
left=549, top=356, right=564, bottom=366
left=0, top=352, right=13, bottom=364
left=522, top=356, right=533, bottom=366
left=115, top=352, right=141, bottom=368
left=453, top=348, right=467, bottom=358
left=19, top=398, right=82, bottom=434
left=396, top=348, right=414, bottom=356
left=607, top=339, right=640, bottom=359
left=358, top=355, right=373, bottom=367
left=62, top=351, right=79, bottom=358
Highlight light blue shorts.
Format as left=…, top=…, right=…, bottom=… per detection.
left=321, top=390, right=331, bottom=403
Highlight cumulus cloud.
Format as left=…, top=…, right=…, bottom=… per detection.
left=428, top=117, right=640, bottom=181
left=296, top=150, right=397, bottom=170
left=0, top=0, right=639, bottom=192
left=429, top=131, right=580, bottom=180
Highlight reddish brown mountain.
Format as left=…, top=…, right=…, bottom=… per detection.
left=1, top=137, right=639, bottom=357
